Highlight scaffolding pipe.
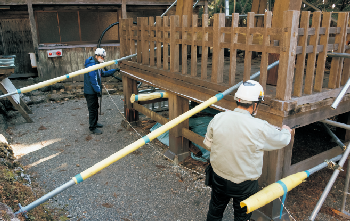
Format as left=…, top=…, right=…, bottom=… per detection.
left=14, top=58, right=279, bottom=215
left=331, top=77, right=350, bottom=110
left=131, top=92, right=169, bottom=103
left=321, top=119, right=350, bottom=131
left=327, top=53, right=350, bottom=59
left=321, top=122, right=347, bottom=151
left=309, top=142, right=350, bottom=220
left=341, top=158, right=350, bottom=212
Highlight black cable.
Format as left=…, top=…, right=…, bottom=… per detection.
left=97, top=21, right=137, bottom=48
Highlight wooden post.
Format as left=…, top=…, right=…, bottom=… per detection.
left=275, top=10, right=299, bottom=101
left=122, top=0, right=127, bottom=19
left=229, top=13, right=239, bottom=86
left=201, top=14, right=209, bottom=80
left=119, top=19, right=126, bottom=58
left=166, top=93, right=190, bottom=162
left=251, top=0, right=267, bottom=27
left=304, top=11, right=321, bottom=95
left=149, top=16, right=155, bottom=66
left=141, top=17, right=150, bottom=65
left=156, top=16, right=162, bottom=69
left=182, top=15, right=188, bottom=75
left=329, top=12, right=349, bottom=89
left=176, top=0, right=193, bottom=29
left=122, top=75, right=138, bottom=123
left=293, top=11, right=310, bottom=97
left=314, top=12, right=332, bottom=92
left=170, top=15, right=180, bottom=72
left=258, top=11, right=272, bottom=91
left=211, top=13, right=225, bottom=84
left=243, top=13, right=255, bottom=82
left=163, top=16, right=169, bottom=71
left=27, top=0, right=39, bottom=64
left=191, top=15, right=198, bottom=77
left=128, top=18, right=136, bottom=61
left=137, top=17, right=142, bottom=63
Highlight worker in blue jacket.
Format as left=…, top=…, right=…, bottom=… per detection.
left=84, top=48, right=119, bottom=135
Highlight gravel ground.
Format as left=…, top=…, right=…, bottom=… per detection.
left=6, top=94, right=236, bottom=221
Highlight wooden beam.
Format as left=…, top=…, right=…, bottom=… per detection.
left=122, top=75, right=138, bottom=122
left=27, top=0, right=39, bottom=62
left=182, top=128, right=208, bottom=150
left=133, top=102, right=169, bottom=125
left=122, top=0, right=127, bottom=19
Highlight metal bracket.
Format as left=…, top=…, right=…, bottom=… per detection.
left=17, top=203, right=28, bottom=219
left=325, top=160, right=344, bottom=171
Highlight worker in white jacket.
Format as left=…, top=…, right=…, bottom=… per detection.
left=204, top=80, right=292, bottom=221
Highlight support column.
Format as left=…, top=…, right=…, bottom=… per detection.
left=122, top=75, right=138, bottom=126
left=164, top=93, right=190, bottom=163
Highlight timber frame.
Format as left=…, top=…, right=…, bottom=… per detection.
left=119, top=11, right=350, bottom=220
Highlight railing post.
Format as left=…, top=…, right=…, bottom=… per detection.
left=182, top=15, right=188, bottom=75
left=128, top=18, right=136, bottom=61
left=156, top=16, right=162, bottom=69
left=329, top=12, right=349, bottom=89
left=149, top=16, right=155, bottom=66
left=191, top=15, right=198, bottom=77
left=120, top=19, right=126, bottom=58
left=304, top=11, right=321, bottom=95
left=201, top=14, right=209, bottom=80
left=243, top=12, right=255, bottom=82
left=163, top=16, right=169, bottom=70
left=137, top=17, right=142, bottom=63
left=170, top=15, right=179, bottom=72
left=276, top=10, right=299, bottom=101
left=314, top=12, right=332, bottom=92
left=259, top=11, right=272, bottom=91
left=141, top=17, right=150, bottom=65
left=211, top=13, right=225, bottom=84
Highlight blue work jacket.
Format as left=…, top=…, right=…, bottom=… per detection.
left=84, top=56, right=117, bottom=94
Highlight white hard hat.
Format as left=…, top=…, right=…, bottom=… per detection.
left=234, top=80, right=264, bottom=104
left=95, top=48, right=106, bottom=57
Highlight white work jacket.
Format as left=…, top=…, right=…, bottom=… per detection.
left=203, top=108, right=291, bottom=184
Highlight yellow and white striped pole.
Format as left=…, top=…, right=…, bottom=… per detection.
left=130, top=92, right=168, bottom=103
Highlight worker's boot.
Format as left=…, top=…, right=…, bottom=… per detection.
left=91, top=128, right=102, bottom=135
left=96, top=123, right=104, bottom=128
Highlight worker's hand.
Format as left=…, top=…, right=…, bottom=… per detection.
left=97, top=92, right=102, bottom=97
left=115, top=68, right=120, bottom=72
left=282, top=125, right=292, bottom=134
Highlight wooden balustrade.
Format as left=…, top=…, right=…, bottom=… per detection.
left=120, top=10, right=350, bottom=102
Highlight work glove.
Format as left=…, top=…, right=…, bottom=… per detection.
left=115, top=68, right=120, bottom=72
left=97, top=92, right=102, bottom=97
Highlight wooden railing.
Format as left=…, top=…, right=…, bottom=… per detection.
left=120, top=11, right=350, bottom=102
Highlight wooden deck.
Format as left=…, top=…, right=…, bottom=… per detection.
left=119, top=11, right=350, bottom=220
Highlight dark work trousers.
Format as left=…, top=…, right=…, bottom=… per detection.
left=207, top=171, right=259, bottom=221
left=84, top=93, right=99, bottom=131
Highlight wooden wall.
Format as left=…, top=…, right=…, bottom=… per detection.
left=37, top=45, right=120, bottom=81
left=0, top=18, right=36, bottom=76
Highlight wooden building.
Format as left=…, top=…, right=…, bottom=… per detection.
left=119, top=10, right=350, bottom=220
left=0, top=0, right=202, bottom=80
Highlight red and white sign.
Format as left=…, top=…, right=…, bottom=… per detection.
left=47, top=49, right=63, bottom=57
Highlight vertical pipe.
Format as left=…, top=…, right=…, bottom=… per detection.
left=341, top=159, right=350, bottom=212
left=309, top=142, right=350, bottom=220
left=331, top=77, right=350, bottom=109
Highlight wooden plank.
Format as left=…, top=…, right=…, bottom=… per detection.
left=182, top=15, right=188, bottom=75
left=137, top=17, right=142, bottom=63
left=149, top=16, right=155, bottom=66
left=304, top=11, right=321, bottom=95
left=337, top=13, right=349, bottom=87
left=284, top=146, right=343, bottom=177
left=19, top=98, right=33, bottom=114
left=211, top=13, right=225, bottom=83
left=122, top=75, right=138, bottom=122
left=133, top=102, right=169, bottom=125
left=122, top=0, right=126, bottom=19
left=329, top=13, right=348, bottom=89
left=156, top=16, right=162, bottom=69
left=163, top=16, right=169, bottom=70
left=170, top=15, right=179, bottom=72
left=0, top=84, right=32, bottom=123
left=275, top=10, right=299, bottom=101
left=129, top=18, right=136, bottom=62
left=229, top=13, right=239, bottom=86
left=191, top=15, right=198, bottom=77
left=259, top=11, right=272, bottom=91
left=341, top=18, right=350, bottom=86
left=141, top=17, right=149, bottom=65
left=201, top=14, right=209, bottom=79
left=243, top=13, right=255, bottom=82
left=182, top=128, right=208, bottom=150
left=314, top=12, right=332, bottom=92
left=293, top=11, right=310, bottom=97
